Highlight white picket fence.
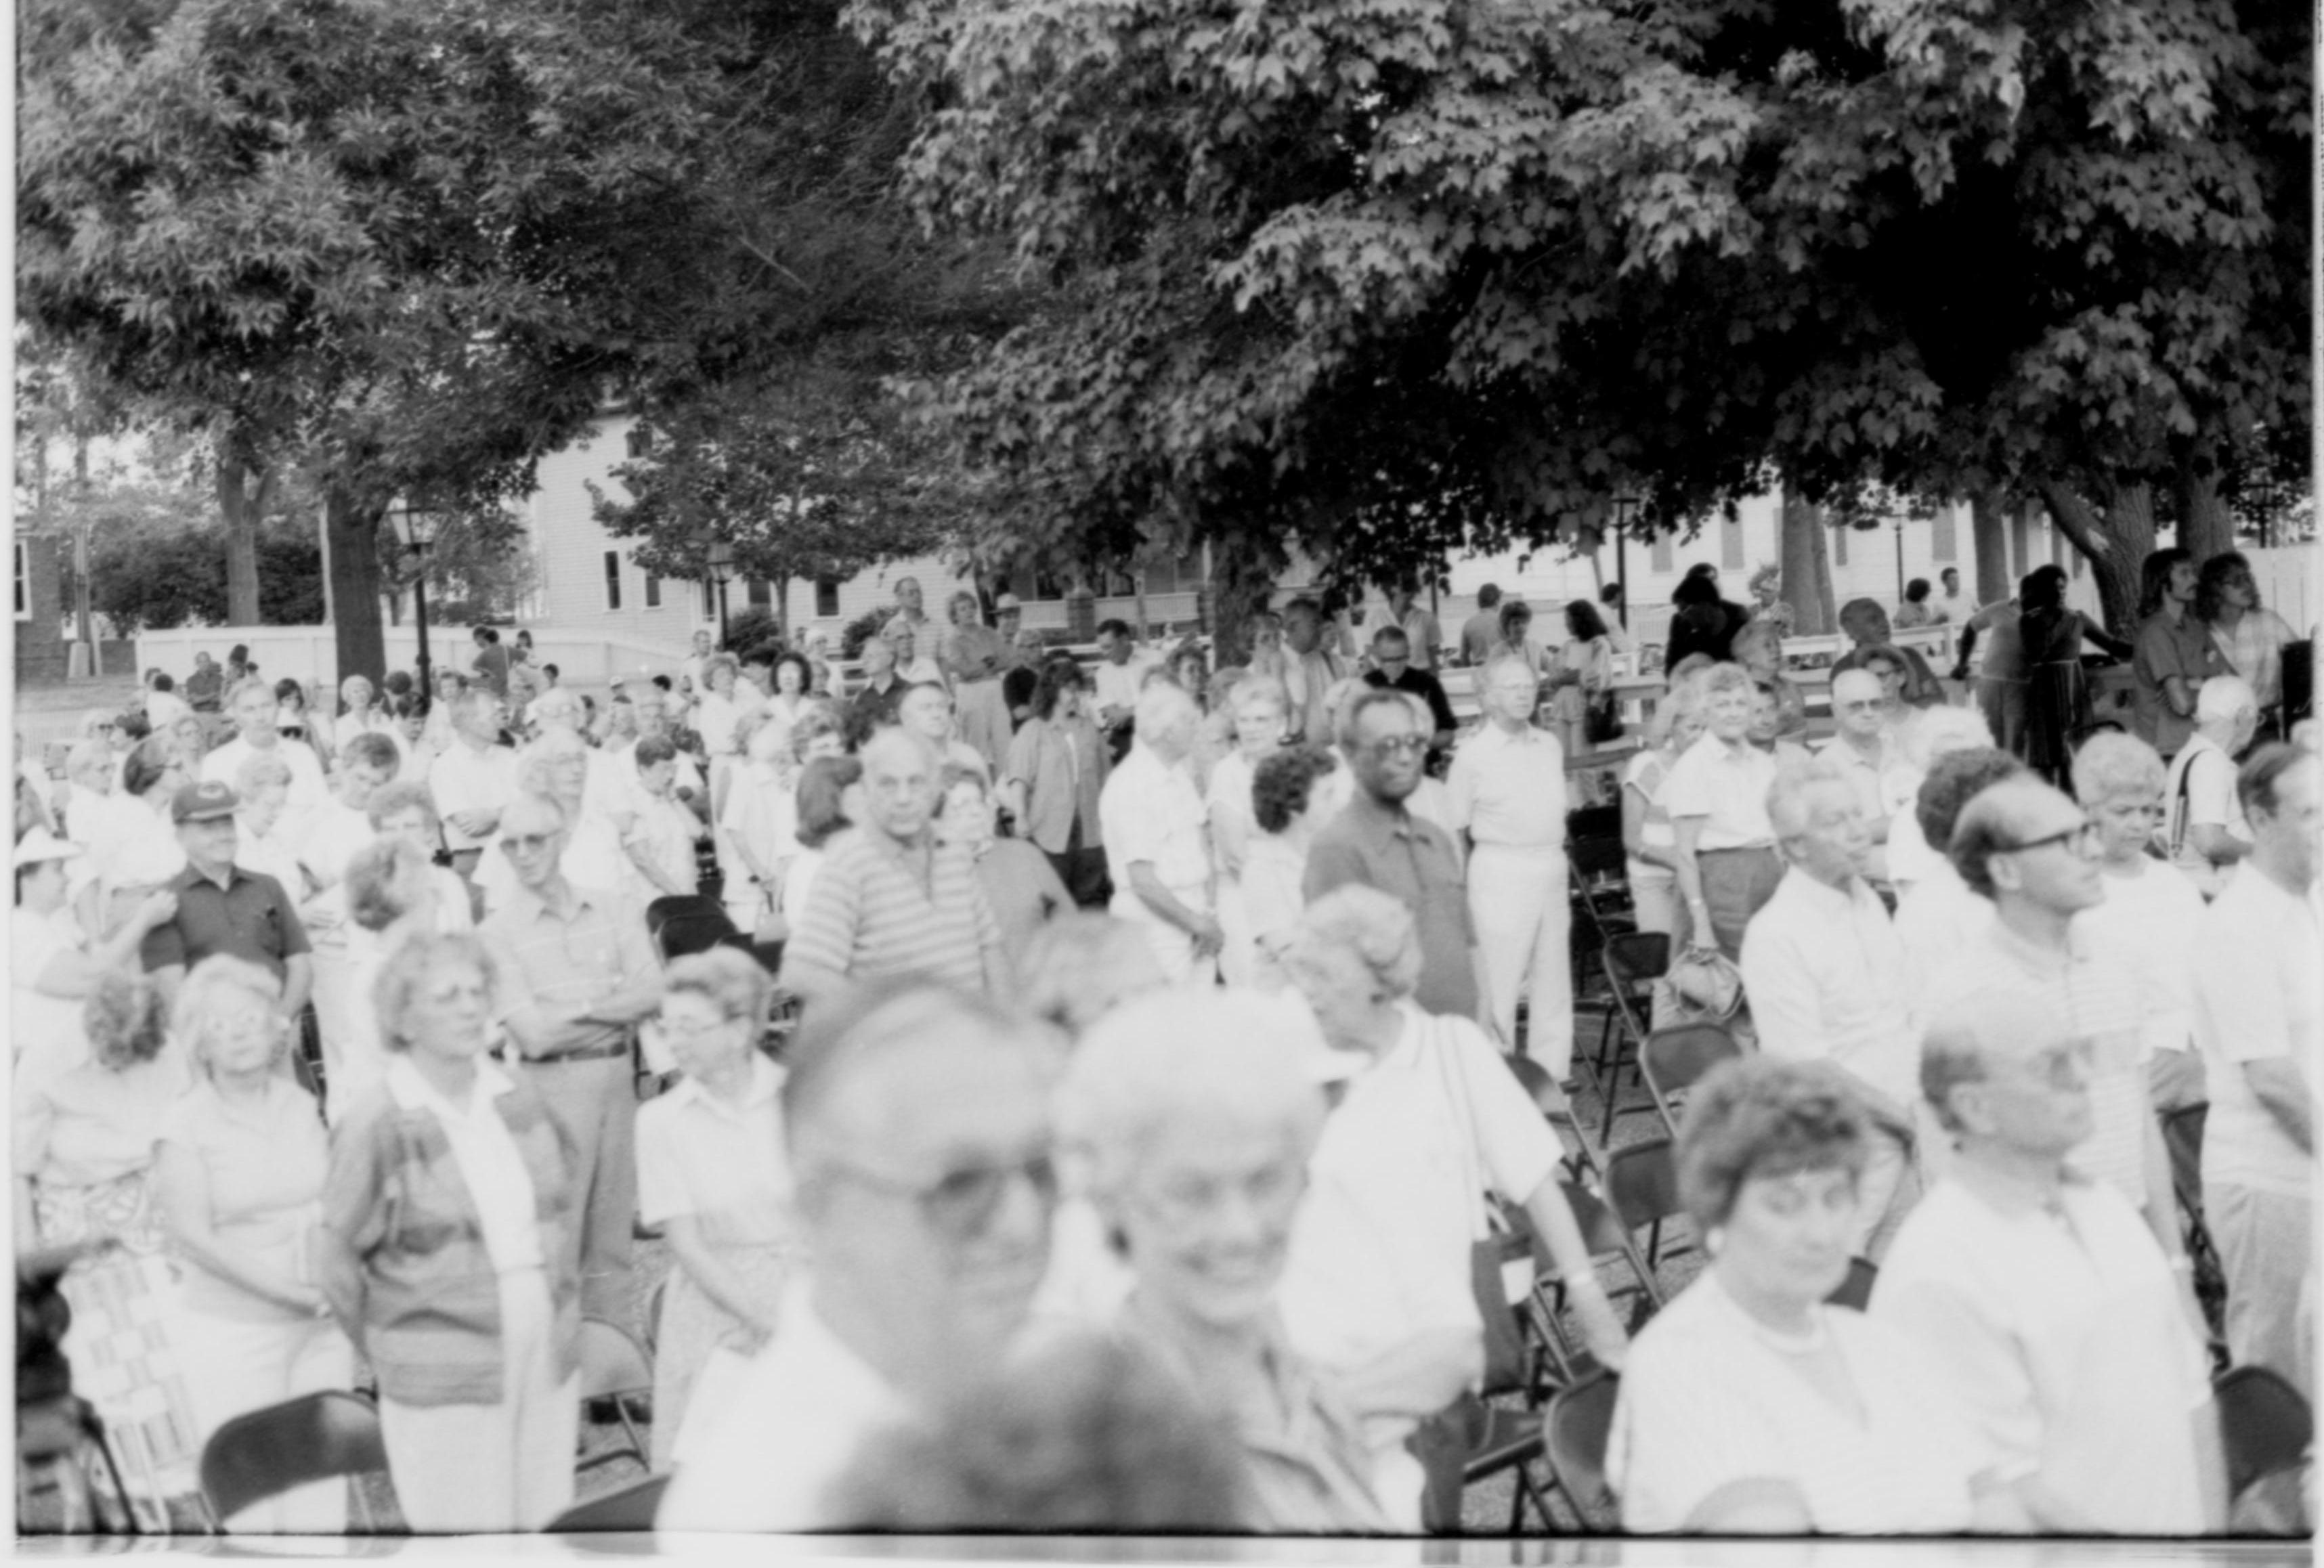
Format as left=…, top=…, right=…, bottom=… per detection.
left=132, top=623, right=697, bottom=695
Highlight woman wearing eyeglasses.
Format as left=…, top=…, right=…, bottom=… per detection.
left=320, top=930, right=582, bottom=1533
left=1056, top=986, right=1392, bottom=1532
left=636, top=949, right=798, bottom=1468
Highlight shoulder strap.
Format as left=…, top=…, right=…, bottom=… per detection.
left=1425, top=1014, right=1491, bottom=1241
left=2166, top=746, right=2199, bottom=856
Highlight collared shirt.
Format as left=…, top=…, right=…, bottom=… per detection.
left=659, top=1284, right=909, bottom=1531
left=202, top=736, right=329, bottom=814
left=480, top=880, right=658, bottom=1058
left=14, top=1037, right=190, bottom=1188
left=2079, top=859, right=2207, bottom=1062
left=1282, top=647, right=1350, bottom=743
left=1397, top=607, right=1443, bottom=672
left=1100, top=744, right=1213, bottom=917
left=780, top=831, right=1000, bottom=995
left=1813, top=734, right=1913, bottom=834
left=2130, top=609, right=2224, bottom=757
left=140, top=862, right=314, bottom=979
left=1090, top=652, right=1156, bottom=720
left=634, top=1053, right=793, bottom=1249
left=384, top=1053, right=542, bottom=1274
left=2191, top=867, right=2321, bottom=1199
left=1612, top=1270, right=1985, bottom=1535
left=1361, top=667, right=1458, bottom=737
left=1894, top=856, right=1996, bottom=1026
left=1457, top=610, right=1499, bottom=668
left=1926, top=919, right=2149, bottom=1207
left=429, top=741, right=521, bottom=852
left=1739, top=867, right=1918, bottom=1108
left=158, top=1076, right=329, bottom=1322
left=1873, top=1176, right=2210, bottom=1535
left=1446, top=722, right=1568, bottom=849
left=1663, top=733, right=1779, bottom=850
left=2162, top=733, right=2250, bottom=890
left=1305, top=792, right=1478, bottom=1019
left=1004, top=715, right=1107, bottom=855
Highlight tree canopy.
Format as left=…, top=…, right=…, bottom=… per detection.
left=850, top=0, right=2310, bottom=632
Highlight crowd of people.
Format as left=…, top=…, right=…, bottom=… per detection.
left=9, top=550, right=2316, bottom=1538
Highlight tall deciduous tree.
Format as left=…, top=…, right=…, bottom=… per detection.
left=849, top=0, right=2308, bottom=631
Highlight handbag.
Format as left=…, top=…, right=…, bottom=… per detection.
left=1584, top=687, right=1625, bottom=743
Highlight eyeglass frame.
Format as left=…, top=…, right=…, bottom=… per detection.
left=1996, top=820, right=2102, bottom=856
left=823, top=1148, right=1059, bottom=1242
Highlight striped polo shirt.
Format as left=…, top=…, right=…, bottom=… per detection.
left=781, top=831, right=1000, bottom=994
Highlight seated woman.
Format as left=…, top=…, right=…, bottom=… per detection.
left=1054, top=987, right=1391, bottom=1531
left=14, top=829, right=176, bottom=1068
left=637, top=949, right=796, bottom=1469
left=1276, top=886, right=1627, bottom=1528
left=1731, top=620, right=1807, bottom=741
left=1608, top=1055, right=2021, bottom=1534
left=156, top=957, right=353, bottom=1532
left=320, top=931, right=582, bottom=1533
left=1881, top=705, right=1995, bottom=895
left=1620, top=682, right=1706, bottom=937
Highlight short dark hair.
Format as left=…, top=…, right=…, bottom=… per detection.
left=116, top=710, right=152, bottom=743
left=1904, top=578, right=1931, bottom=603
left=651, top=674, right=672, bottom=692
left=1598, top=582, right=1623, bottom=605
left=383, top=670, right=414, bottom=696
left=1370, top=624, right=1410, bottom=650
left=1565, top=599, right=1608, bottom=641
left=2137, top=547, right=2192, bottom=618
left=1034, top=656, right=1091, bottom=720
left=1251, top=745, right=1339, bottom=833
left=340, top=733, right=400, bottom=775
left=151, top=672, right=175, bottom=693
left=542, top=662, right=560, bottom=680
left=773, top=651, right=815, bottom=690
left=1095, top=618, right=1133, bottom=640
left=123, top=737, right=180, bottom=798
left=1476, top=584, right=1503, bottom=609
left=274, top=678, right=303, bottom=705
left=1914, top=747, right=2025, bottom=854
left=1672, top=574, right=1721, bottom=608
left=2239, top=742, right=2313, bottom=820
left=1676, top=1055, right=1872, bottom=1233
left=634, top=735, right=678, bottom=771
left=795, top=755, right=862, bottom=850
left=1947, top=784, right=2028, bottom=900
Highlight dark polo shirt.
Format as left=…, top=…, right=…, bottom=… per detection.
left=1302, top=791, right=1478, bottom=1020
left=1362, top=667, right=1459, bottom=738
left=140, top=862, right=313, bottom=979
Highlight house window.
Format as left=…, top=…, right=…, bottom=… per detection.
left=14, top=542, right=28, bottom=621
left=1650, top=531, right=1674, bottom=573
left=1719, top=515, right=1744, bottom=569
left=625, top=426, right=653, bottom=460
left=643, top=574, right=661, bottom=609
left=1932, top=508, right=1957, bottom=561
left=814, top=579, right=840, bottom=617
left=602, top=550, right=622, bottom=611
left=747, top=578, right=771, bottom=608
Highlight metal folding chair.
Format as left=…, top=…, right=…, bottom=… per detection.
left=547, top=1473, right=671, bottom=1536
left=576, top=1318, right=655, bottom=1477
left=197, top=1390, right=391, bottom=1533
left=1589, top=931, right=1669, bottom=1141
left=1513, top=1181, right=1664, bottom=1388
left=2214, top=1365, right=2312, bottom=1515
left=1602, top=1136, right=1695, bottom=1273
left=1498, top=1051, right=1601, bottom=1181
left=1541, top=1373, right=1620, bottom=1531
left=1638, top=1020, right=1742, bottom=1139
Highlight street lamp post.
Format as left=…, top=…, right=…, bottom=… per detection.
left=1611, top=494, right=1642, bottom=630
left=386, top=498, right=446, bottom=693
left=702, top=536, right=739, bottom=647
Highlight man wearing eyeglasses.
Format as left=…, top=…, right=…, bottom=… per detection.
left=479, top=792, right=663, bottom=1321
left=1929, top=779, right=2189, bottom=1280
left=1359, top=627, right=1457, bottom=755
left=1815, top=669, right=1910, bottom=884
left=1738, top=757, right=1922, bottom=1257
left=1874, top=984, right=2224, bottom=1535
left=660, top=979, right=1059, bottom=1533
left=1306, top=687, right=1487, bottom=1029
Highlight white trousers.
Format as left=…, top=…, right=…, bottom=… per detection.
left=1468, top=844, right=1573, bottom=1076
left=177, top=1309, right=356, bottom=1533
left=377, top=1269, right=577, bottom=1534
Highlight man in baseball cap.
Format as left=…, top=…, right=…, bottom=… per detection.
left=140, top=779, right=312, bottom=1016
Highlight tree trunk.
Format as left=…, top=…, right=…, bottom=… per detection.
left=2039, top=479, right=2154, bottom=636
left=1206, top=535, right=1276, bottom=666
left=2174, top=439, right=2235, bottom=563
left=1971, top=488, right=2011, bottom=604
left=216, top=456, right=270, bottom=626
left=1778, top=492, right=1836, bottom=636
left=771, top=573, right=791, bottom=645
left=325, top=487, right=389, bottom=684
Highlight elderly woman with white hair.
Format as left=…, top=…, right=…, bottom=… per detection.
left=232, top=749, right=304, bottom=894
left=156, top=957, right=352, bottom=1532
left=2161, top=673, right=2260, bottom=895
left=1055, top=986, right=1392, bottom=1531
left=1668, top=661, right=1784, bottom=958
left=1278, top=885, right=1628, bottom=1529
left=1622, top=676, right=1708, bottom=936
left=2071, top=732, right=2210, bottom=1116
left=1880, top=703, right=1996, bottom=894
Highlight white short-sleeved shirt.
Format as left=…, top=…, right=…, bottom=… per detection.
left=1205, top=749, right=1258, bottom=881
left=1883, top=802, right=1944, bottom=892
left=1610, top=1271, right=1986, bottom=1534
left=2191, top=867, right=2321, bottom=1198
left=1622, top=748, right=1677, bottom=887
left=427, top=743, right=522, bottom=853
left=1100, top=744, right=1212, bottom=916
left=83, top=797, right=185, bottom=900
left=2078, top=860, right=2206, bottom=1059
left=1241, top=834, right=1308, bottom=991
left=12, top=908, right=89, bottom=1067
left=1894, top=858, right=1994, bottom=1027
left=634, top=1053, right=792, bottom=1248
left=1663, top=733, right=1778, bottom=850
left=2164, top=734, right=2250, bottom=890
left=1812, top=736, right=1908, bottom=837
left=1872, top=1177, right=2210, bottom=1536
left=1739, top=869, right=1918, bottom=1110
left=202, top=737, right=329, bottom=814
left=1446, top=723, right=1568, bottom=849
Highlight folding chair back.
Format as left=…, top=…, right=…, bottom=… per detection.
left=1499, top=1052, right=1596, bottom=1179
left=1825, top=1256, right=1877, bottom=1311
left=547, top=1473, right=672, bottom=1535
left=1543, top=1374, right=1620, bottom=1529
left=1603, top=1137, right=1692, bottom=1270
left=1589, top=930, right=1672, bottom=1140
left=1639, top=1021, right=1742, bottom=1137
left=198, top=1391, right=389, bottom=1530
left=2214, top=1365, right=2314, bottom=1502
left=577, top=1317, right=655, bottom=1476
left=645, top=895, right=741, bottom=964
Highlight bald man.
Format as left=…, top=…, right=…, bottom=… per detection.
left=1739, top=757, right=1922, bottom=1256
left=1098, top=681, right=1219, bottom=982
left=780, top=729, right=1008, bottom=1005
